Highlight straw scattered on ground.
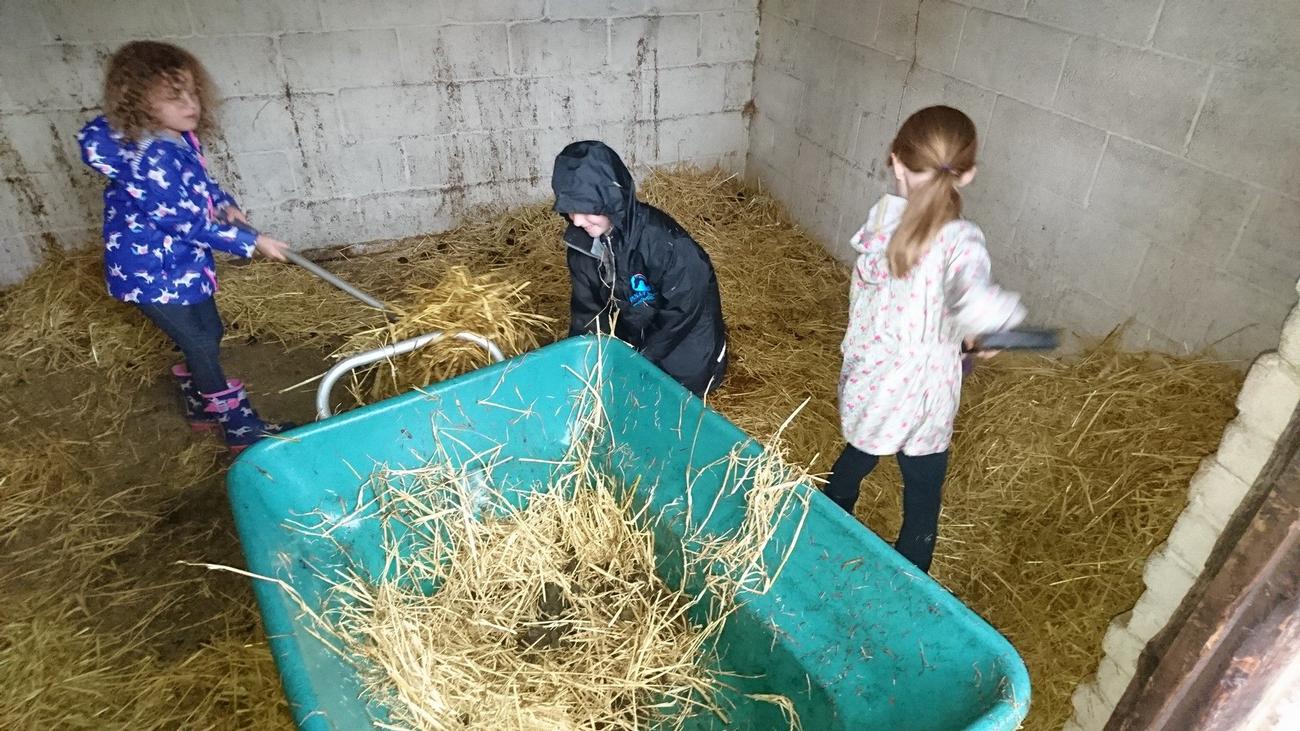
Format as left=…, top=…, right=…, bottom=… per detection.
left=0, top=250, right=170, bottom=386
left=214, top=259, right=379, bottom=353
left=0, top=167, right=1243, bottom=730
left=926, top=337, right=1241, bottom=729
left=0, top=391, right=286, bottom=730
left=2, top=588, right=286, bottom=731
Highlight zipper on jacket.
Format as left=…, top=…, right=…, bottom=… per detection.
left=565, top=241, right=599, bottom=259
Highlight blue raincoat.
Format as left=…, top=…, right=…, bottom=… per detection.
left=77, top=115, right=258, bottom=305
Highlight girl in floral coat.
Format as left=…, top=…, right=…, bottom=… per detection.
left=824, top=106, right=1025, bottom=573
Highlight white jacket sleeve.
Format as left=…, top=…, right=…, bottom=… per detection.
left=944, top=223, right=1026, bottom=337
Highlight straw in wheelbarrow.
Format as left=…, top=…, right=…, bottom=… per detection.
left=325, top=470, right=721, bottom=729
left=293, top=381, right=810, bottom=730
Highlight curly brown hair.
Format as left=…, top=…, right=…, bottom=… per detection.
left=103, top=41, right=219, bottom=143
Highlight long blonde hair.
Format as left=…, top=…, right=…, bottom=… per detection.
left=887, top=106, right=977, bottom=277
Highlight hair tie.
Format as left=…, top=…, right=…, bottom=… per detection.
left=938, top=164, right=955, bottom=174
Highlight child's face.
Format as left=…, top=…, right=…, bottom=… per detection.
left=570, top=213, right=612, bottom=237
left=148, top=71, right=200, bottom=134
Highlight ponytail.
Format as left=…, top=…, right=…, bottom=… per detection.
left=886, top=105, right=978, bottom=277
left=887, top=173, right=962, bottom=277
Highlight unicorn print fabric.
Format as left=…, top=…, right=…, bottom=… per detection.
left=78, top=115, right=258, bottom=305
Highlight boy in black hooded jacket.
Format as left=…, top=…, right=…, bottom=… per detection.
left=551, top=141, right=727, bottom=396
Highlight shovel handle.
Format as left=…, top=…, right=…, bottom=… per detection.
left=221, top=214, right=394, bottom=315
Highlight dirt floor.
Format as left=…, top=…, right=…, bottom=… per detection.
left=1, top=339, right=324, bottom=728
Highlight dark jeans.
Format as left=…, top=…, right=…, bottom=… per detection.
left=824, top=443, right=950, bottom=573
left=136, top=298, right=227, bottom=393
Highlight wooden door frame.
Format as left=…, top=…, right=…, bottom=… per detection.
left=1106, top=405, right=1300, bottom=729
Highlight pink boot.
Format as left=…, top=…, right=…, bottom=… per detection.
left=201, top=380, right=295, bottom=455
left=171, top=364, right=221, bottom=432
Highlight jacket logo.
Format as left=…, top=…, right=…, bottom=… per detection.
left=629, top=274, right=656, bottom=306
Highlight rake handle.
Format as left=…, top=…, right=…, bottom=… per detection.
left=223, top=215, right=396, bottom=318
left=280, top=249, right=392, bottom=315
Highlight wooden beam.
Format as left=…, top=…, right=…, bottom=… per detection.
left=1107, top=405, right=1300, bottom=730
left=1198, top=591, right=1300, bottom=727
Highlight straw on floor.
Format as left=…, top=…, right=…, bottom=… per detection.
left=0, top=396, right=281, bottom=730
left=923, top=336, right=1240, bottom=729
left=0, top=167, right=1242, bottom=731
left=0, top=250, right=170, bottom=386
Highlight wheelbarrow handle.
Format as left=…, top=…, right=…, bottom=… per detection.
left=316, top=331, right=505, bottom=420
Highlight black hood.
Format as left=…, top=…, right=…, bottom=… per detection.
left=555, top=143, right=727, bottom=395
left=551, top=141, right=647, bottom=249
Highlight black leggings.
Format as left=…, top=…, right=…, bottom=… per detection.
left=136, top=298, right=227, bottom=393
left=824, top=444, right=949, bottom=573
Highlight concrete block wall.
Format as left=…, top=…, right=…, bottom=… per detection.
left=0, top=0, right=759, bottom=286
left=1065, top=277, right=1300, bottom=730
left=747, top=0, right=1300, bottom=362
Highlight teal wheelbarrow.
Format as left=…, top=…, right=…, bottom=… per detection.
left=228, top=335, right=1031, bottom=729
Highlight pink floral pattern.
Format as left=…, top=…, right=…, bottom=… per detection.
left=839, top=195, right=1025, bottom=456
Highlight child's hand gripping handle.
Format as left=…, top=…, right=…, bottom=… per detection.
left=216, top=212, right=289, bottom=262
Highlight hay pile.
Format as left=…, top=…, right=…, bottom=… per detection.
left=337, top=266, right=553, bottom=404
left=0, top=167, right=1242, bottom=731
left=378, top=205, right=571, bottom=329
left=0, top=251, right=169, bottom=386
